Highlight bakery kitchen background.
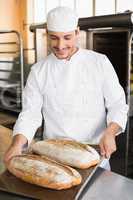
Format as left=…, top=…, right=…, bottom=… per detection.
left=0, top=0, right=133, bottom=200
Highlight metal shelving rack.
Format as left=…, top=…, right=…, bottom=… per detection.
left=0, top=30, right=24, bottom=113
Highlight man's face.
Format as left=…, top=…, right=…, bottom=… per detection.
left=47, top=29, right=79, bottom=59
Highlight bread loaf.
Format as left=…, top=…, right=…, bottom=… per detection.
left=7, top=154, right=82, bottom=190
left=31, top=139, right=100, bottom=169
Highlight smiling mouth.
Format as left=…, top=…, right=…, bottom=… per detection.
left=54, top=47, right=69, bottom=52
left=55, top=50, right=67, bottom=55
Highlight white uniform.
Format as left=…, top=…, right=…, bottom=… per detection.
left=13, top=49, right=128, bottom=146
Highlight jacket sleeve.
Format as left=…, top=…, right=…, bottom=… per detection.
left=13, top=65, right=43, bottom=144
left=101, top=55, right=129, bottom=133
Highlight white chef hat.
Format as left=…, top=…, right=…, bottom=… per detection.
left=47, top=6, right=78, bottom=32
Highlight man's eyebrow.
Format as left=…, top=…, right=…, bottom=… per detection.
left=49, top=34, right=58, bottom=37
left=64, top=34, right=73, bottom=37
left=49, top=34, right=72, bottom=37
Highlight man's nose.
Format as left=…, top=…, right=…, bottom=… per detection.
left=57, top=39, right=65, bottom=49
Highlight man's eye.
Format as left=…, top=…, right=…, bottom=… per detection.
left=65, top=37, right=71, bottom=40
left=50, top=37, right=57, bottom=40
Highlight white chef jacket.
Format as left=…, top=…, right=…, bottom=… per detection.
left=13, top=49, right=128, bottom=145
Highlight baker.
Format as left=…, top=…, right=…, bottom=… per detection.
left=4, top=6, right=128, bottom=169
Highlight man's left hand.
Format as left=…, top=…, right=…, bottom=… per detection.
left=99, top=129, right=117, bottom=158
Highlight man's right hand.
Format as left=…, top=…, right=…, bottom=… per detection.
left=4, top=134, right=28, bottom=165
left=4, top=144, right=22, bottom=165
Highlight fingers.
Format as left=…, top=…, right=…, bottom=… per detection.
left=100, top=141, right=116, bottom=158
left=99, top=143, right=111, bottom=158
left=99, top=142, right=106, bottom=157
left=4, top=145, right=22, bottom=165
left=99, top=136, right=117, bottom=158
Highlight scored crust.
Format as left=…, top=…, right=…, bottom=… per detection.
left=31, top=139, right=100, bottom=169
left=7, top=154, right=82, bottom=190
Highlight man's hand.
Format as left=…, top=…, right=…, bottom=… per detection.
left=4, top=134, right=28, bottom=165
left=99, top=131, right=116, bottom=158
left=4, top=144, right=22, bottom=165
left=99, top=122, right=121, bottom=158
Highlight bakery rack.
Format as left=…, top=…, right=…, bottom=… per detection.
left=0, top=30, right=24, bottom=113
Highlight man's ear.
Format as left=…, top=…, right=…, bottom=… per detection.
left=75, top=26, right=80, bottom=35
left=46, top=29, right=48, bottom=35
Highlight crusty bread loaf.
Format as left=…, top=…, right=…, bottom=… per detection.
left=7, top=154, right=82, bottom=190
left=31, top=139, right=100, bottom=169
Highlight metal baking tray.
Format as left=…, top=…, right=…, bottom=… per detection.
left=0, top=146, right=101, bottom=200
